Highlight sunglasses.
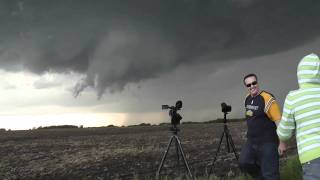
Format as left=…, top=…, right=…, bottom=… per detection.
left=246, top=81, right=257, bottom=87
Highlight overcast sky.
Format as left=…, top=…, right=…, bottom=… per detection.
left=1, top=0, right=320, bottom=130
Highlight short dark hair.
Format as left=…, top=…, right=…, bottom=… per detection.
left=243, top=73, right=258, bottom=85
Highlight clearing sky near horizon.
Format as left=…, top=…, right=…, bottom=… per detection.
left=1, top=0, right=320, bottom=130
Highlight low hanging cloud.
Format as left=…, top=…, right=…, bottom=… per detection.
left=0, top=0, right=320, bottom=98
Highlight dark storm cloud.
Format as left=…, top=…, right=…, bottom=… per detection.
left=1, top=0, right=320, bottom=98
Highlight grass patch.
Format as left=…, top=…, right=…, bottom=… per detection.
left=155, top=155, right=302, bottom=180
left=280, top=155, right=302, bottom=180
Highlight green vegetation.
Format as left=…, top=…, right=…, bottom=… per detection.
left=280, top=155, right=302, bottom=180
left=222, top=156, right=302, bottom=180
left=154, top=155, right=302, bottom=180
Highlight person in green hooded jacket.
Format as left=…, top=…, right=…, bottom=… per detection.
left=277, top=53, right=320, bottom=180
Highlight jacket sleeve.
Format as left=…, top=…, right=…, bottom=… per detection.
left=266, top=100, right=281, bottom=122
left=262, top=91, right=281, bottom=122
left=277, top=94, right=296, bottom=141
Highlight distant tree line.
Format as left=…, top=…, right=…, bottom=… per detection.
left=37, top=125, right=79, bottom=129
left=30, top=119, right=245, bottom=130
left=202, top=118, right=245, bottom=124
left=181, top=118, right=245, bottom=124
left=128, top=123, right=152, bottom=127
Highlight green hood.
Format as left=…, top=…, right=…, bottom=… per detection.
left=297, top=53, right=320, bottom=88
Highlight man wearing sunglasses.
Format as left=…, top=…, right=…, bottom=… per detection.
left=239, top=73, right=286, bottom=180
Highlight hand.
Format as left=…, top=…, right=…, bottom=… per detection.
left=278, top=141, right=287, bottom=156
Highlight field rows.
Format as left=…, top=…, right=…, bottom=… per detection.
left=0, top=122, right=294, bottom=179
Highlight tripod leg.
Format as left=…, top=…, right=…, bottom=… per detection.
left=175, top=136, right=194, bottom=180
left=156, top=136, right=175, bottom=176
left=226, top=131, right=230, bottom=153
left=174, top=138, right=181, bottom=175
left=226, top=131, right=239, bottom=160
left=208, top=131, right=225, bottom=176
left=224, top=124, right=231, bottom=153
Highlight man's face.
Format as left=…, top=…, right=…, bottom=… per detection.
left=244, top=76, right=260, bottom=97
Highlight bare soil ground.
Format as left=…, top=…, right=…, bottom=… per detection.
left=0, top=122, right=296, bottom=179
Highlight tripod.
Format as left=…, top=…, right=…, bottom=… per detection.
left=156, top=125, right=194, bottom=179
left=208, top=112, right=239, bottom=176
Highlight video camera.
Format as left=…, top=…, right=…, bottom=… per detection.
left=162, top=100, right=183, bottom=126
left=221, top=102, right=231, bottom=113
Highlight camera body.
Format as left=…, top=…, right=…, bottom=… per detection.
left=162, top=100, right=183, bottom=126
left=221, top=102, right=232, bottom=113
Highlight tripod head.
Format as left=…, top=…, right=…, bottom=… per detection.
left=221, top=102, right=232, bottom=123
left=162, top=100, right=183, bottom=126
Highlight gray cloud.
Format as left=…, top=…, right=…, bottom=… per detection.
left=0, top=0, right=320, bottom=98
left=33, top=78, right=61, bottom=89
